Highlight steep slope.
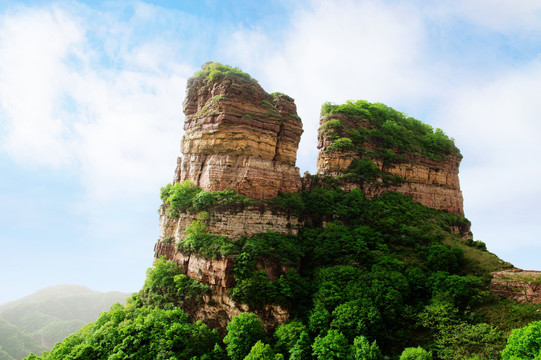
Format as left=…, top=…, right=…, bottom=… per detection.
left=176, top=62, right=303, bottom=200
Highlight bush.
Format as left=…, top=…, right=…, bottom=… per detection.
left=245, top=341, right=284, bottom=360
left=223, top=313, right=266, bottom=360
left=160, top=182, right=253, bottom=217
left=501, top=321, right=541, bottom=360
left=194, top=62, right=254, bottom=83
left=399, top=347, right=432, bottom=360
left=312, top=329, right=350, bottom=360
left=326, top=137, right=355, bottom=152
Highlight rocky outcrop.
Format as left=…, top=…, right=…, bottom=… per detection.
left=154, top=203, right=299, bottom=331
left=158, top=205, right=301, bottom=242
left=315, top=113, right=465, bottom=215
left=154, top=63, right=472, bottom=331
left=175, top=63, right=303, bottom=199
left=154, top=241, right=289, bottom=331
left=491, top=270, right=541, bottom=303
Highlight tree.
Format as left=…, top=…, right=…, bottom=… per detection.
left=224, top=313, right=267, bottom=360
left=290, top=331, right=312, bottom=360
left=312, top=330, right=350, bottom=360
left=244, top=341, right=284, bottom=360
left=352, top=336, right=382, bottom=360
left=399, top=347, right=432, bottom=360
left=274, top=320, right=307, bottom=357
left=501, top=321, right=541, bottom=359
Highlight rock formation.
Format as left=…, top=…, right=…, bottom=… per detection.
left=155, top=63, right=472, bottom=330
left=491, top=270, right=541, bottom=303
left=155, top=63, right=304, bottom=330
left=175, top=62, right=303, bottom=200
left=154, top=204, right=298, bottom=330
left=315, top=110, right=465, bottom=215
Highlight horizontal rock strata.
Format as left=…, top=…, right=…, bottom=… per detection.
left=176, top=63, right=303, bottom=199
left=316, top=113, right=465, bottom=215
left=491, top=270, right=541, bottom=303
left=159, top=206, right=301, bottom=241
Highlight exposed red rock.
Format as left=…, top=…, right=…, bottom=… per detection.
left=315, top=112, right=465, bottom=215
left=491, top=270, right=541, bottom=303
left=175, top=63, right=303, bottom=199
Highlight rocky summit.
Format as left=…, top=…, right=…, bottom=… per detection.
left=155, top=62, right=470, bottom=330
left=175, top=62, right=303, bottom=200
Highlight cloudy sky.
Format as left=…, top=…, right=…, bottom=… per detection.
left=1, top=0, right=540, bottom=304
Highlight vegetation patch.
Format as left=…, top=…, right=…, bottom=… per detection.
left=194, top=62, right=255, bottom=83
left=321, top=100, right=458, bottom=162
left=160, top=181, right=254, bottom=217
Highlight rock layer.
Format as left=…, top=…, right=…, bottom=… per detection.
left=158, top=205, right=301, bottom=242
left=155, top=204, right=300, bottom=330
left=491, top=270, right=541, bottom=303
left=175, top=63, right=303, bottom=199
left=316, top=113, right=465, bottom=215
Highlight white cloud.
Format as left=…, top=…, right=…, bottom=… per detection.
left=0, top=3, right=194, bottom=203
left=443, top=59, right=541, bottom=209
left=0, top=5, right=83, bottom=167
left=227, top=0, right=433, bottom=172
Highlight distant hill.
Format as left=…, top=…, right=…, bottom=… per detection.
left=0, top=285, right=130, bottom=360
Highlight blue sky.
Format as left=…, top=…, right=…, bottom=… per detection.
left=1, top=0, right=541, bottom=304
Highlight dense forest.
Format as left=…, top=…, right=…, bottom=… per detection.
left=23, top=184, right=541, bottom=359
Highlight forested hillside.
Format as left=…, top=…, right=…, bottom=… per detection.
left=24, top=188, right=541, bottom=359
left=0, top=285, right=128, bottom=360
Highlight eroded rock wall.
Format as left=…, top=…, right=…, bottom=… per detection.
left=154, top=205, right=299, bottom=330
left=175, top=64, right=303, bottom=199
left=158, top=205, right=301, bottom=241
left=316, top=114, right=465, bottom=215
left=491, top=270, right=541, bottom=303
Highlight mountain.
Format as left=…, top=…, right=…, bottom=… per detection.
left=26, top=62, right=541, bottom=360
left=0, top=285, right=129, bottom=359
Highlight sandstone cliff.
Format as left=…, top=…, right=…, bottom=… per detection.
left=154, top=64, right=475, bottom=330
left=154, top=204, right=298, bottom=330
left=315, top=106, right=465, bottom=215
left=175, top=62, right=303, bottom=200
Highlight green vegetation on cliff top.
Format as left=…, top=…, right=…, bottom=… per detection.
left=321, top=100, right=457, bottom=162
left=194, top=62, right=254, bottom=83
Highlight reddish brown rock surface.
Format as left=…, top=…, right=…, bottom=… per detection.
left=315, top=113, right=465, bottom=215
left=175, top=63, right=303, bottom=199
left=154, top=203, right=299, bottom=330
left=491, top=270, right=541, bottom=303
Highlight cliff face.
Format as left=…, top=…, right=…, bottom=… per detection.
left=155, top=63, right=305, bottom=330
left=155, top=63, right=472, bottom=330
left=175, top=63, right=303, bottom=199
left=315, top=111, right=465, bottom=215
left=154, top=205, right=297, bottom=330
